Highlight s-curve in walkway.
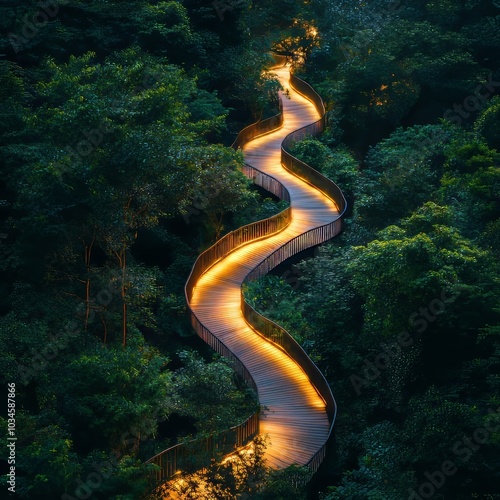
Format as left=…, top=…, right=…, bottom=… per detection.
left=189, top=65, right=340, bottom=469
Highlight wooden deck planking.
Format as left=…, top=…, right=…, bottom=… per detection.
left=190, top=65, right=338, bottom=469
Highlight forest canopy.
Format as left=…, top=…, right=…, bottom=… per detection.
left=1, top=0, right=499, bottom=499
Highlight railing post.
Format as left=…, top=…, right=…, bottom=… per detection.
left=147, top=67, right=347, bottom=489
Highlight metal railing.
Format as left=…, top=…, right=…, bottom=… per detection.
left=240, top=71, right=347, bottom=473
left=231, top=54, right=286, bottom=150
left=232, top=99, right=283, bottom=150
left=147, top=95, right=290, bottom=487
left=281, top=73, right=347, bottom=218
left=242, top=163, right=291, bottom=203
left=148, top=412, right=259, bottom=484
left=147, top=66, right=348, bottom=485
left=184, top=192, right=291, bottom=304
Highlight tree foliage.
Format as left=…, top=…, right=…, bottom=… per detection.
left=0, top=1, right=288, bottom=497
left=245, top=2, right=500, bottom=497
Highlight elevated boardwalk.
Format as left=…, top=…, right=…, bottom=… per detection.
left=189, top=65, right=340, bottom=468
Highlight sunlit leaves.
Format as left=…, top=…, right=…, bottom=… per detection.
left=474, top=96, right=500, bottom=150
left=440, top=137, right=500, bottom=226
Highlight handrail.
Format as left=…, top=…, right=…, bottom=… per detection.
left=232, top=99, right=283, bottom=150
left=240, top=71, right=347, bottom=473
left=184, top=171, right=291, bottom=304
left=147, top=94, right=289, bottom=487
left=282, top=73, right=347, bottom=218
left=289, top=73, right=325, bottom=118
left=147, top=412, right=259, bottom=483
left=147, top=65, right=348, bottom=486
left=241, top=299, right=335, bottom=416
left=231, top=54, right=286, bottom=150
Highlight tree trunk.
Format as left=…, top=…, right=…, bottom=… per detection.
left=113, top=246, right=128, bottom=347
left=83, top=234, right=95, bottom=331
left=100, top=312, right=108, bottom=345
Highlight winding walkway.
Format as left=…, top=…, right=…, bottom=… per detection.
left=189, top=65, right=340, bottom=468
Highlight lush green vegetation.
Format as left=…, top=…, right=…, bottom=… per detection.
left=0, top=1, right=301, bottom=497
left=1, top=0, right=499, bottom=499
left=246, top=0, right=500, bottom=498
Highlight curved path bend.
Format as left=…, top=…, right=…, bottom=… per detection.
left=189, top=65, right=340, bottom=469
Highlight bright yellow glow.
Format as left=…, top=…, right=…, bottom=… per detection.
left=308, top=26, right=318, bottom=38
left=162, top=443, right=259, bottom=499
left=275, top=21, right=319, bottom=69
left=189, top=65, right=336, bottom=473
left=162, top=64, right=338, bottom=498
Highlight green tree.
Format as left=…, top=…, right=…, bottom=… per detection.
left=189, top=145, right=255, bottom=241
left=440, top=137, right=500, bottom=234
left=474, top=96, right=500, bottom=151
left=168, top=351, right=257, bottom=434
left=353, top=124, right=453, bottom=234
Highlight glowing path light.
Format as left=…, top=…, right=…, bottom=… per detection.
left=190, top=65, right=339, bottom=469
